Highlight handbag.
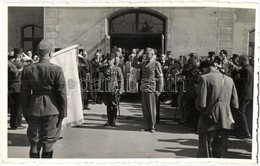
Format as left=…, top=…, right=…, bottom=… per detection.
left=203, top=74, right=225, bottom=124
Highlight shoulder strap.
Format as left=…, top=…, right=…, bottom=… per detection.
left=216, top=74, right=225, bottom=101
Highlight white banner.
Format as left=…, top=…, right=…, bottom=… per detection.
left=50, top=44, right=84, bottom=129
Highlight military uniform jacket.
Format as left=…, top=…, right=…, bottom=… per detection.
left=20, top=58, right=67, bottom=117
left=8, top=60, right=19, bottom=91
left=196, top=68, right=239, bottom=133
left=132, top=57, right=164, bottom=93
left=99, top=65, right=124, bottom=93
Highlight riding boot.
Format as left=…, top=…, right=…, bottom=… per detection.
left=41, top=150, right=53, bottom=158
left=110, top=106, right=117, bottom=127
left=104, top=106, right=112, bottom=126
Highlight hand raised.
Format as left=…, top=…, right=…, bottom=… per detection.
left=137, top=49, right=144, bottom=58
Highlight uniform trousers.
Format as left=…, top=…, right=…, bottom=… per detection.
left=197, top=129, right=230, bottom=158
left=27, top=115, right=61, bottom=154
left=9, top=92, right=22, bottom=128
left=103, top=93, right=117, bottom=124
left=142, top=92, right=157, bottom=130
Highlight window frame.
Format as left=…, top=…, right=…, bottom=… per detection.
left=109, top=10, right=166, bottom=35
left=22, top=24, right=43, bottom=55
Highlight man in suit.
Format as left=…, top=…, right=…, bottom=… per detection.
left=99, top=56, right=124, bottom=127
left=196, top=60, right=239, bottom=158
left=234, top=55, right=253, bottom=138
left=20, top=39, right=67, bottom=158
left=9, top=48, right=26, bottom=130
left=91, top=51, right=102, bottom=104
left=219, top=49, right=239, bottom=77
left=132, top=48, right=164, bottom=133
left=156, top=53, right=169, bottom=123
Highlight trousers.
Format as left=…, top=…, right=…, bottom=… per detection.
left=197, top=129, right=230, bottom=158
left=9, top=92, right=22, bottom=127
left=142, top=92, right=156, bottom=130
left=27, top=115, right=61, bottom=154
left=234, top=100, right=253, bottom=136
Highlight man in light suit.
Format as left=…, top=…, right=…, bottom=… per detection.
left=20, top=39, right=67, bottom=158
left=196, top=60, right=239, bottom=158
left=132, top=48, right=164, bottom=133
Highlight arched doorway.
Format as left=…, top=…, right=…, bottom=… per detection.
left=108, top=8, right=166, bottom=55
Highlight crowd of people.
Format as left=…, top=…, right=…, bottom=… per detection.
left=77, top=46, right=254, bottom=158
left=8, top=40, right=254, bottom=158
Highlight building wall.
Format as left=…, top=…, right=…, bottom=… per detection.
left=8, top=7, right=43, bottom=52
left=44, top=7, right=255, bottom=59
left=7, top=7, right=250, bottom=59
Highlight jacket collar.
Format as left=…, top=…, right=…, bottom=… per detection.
left=38, top=57, right=50, bottom=63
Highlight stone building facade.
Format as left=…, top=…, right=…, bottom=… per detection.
left=8, top=7, right=255, bottom=58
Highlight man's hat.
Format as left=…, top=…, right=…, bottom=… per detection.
left=14, top=48, right=23, bottom=54
left=37, top=39, right=52, bottom=56
left=199, top=60, right=214, bottom=69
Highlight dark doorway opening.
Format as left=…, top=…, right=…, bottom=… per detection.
left=111, top=35, right=162, bottom=53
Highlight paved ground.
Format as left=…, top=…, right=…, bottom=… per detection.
left=8, top=101, right=252, bottom=159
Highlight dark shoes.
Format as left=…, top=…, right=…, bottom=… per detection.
left=103, top=121, right=116, bottom=127
left=103, top=121, right=110, bottom=126
left=42, top=151, right=53, bottom=158
left=9, top=125, right=26, bottom=130
left=236, top=134, right=251, bottom=139
left=150, top=129, right=156, bottom=133
left=140, top=128, right=156, bottom=133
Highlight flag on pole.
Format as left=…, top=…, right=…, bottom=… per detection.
left=50, top=44, right=84, bottom=128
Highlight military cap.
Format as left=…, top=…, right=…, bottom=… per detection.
left=37, top=39, right=52, bottom=56
left=14, top=48, right=23, bottom=54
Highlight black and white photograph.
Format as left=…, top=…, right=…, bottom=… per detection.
left=1, top=0, right=259, bottom=165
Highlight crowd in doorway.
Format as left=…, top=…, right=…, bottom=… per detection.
left=8, top=44, right=254, bottom=158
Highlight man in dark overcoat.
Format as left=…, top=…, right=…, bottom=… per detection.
left=234, top=55, right=253, bottom=138
left=195, top=61, right=239, bottom=158
left=20, top=39, right=67, bottom=158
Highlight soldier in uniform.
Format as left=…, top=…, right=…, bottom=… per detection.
left=20, top=39, right=67, bottom=158
left=9, top=48, right=26, bottom=130
left=99, top=55, right=124, bottom=127
left=132, top=48, right=164, bottom=133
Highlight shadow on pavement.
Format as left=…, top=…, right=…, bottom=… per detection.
left=155, top=147, right=197, bottom=158
left=158, top=138, right=198, bottom=147
left=8, top=133, right=29, bottom=147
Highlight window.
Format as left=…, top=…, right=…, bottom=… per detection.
left=22, top=24, right=43, bottom=55
left=248, top=29, right=255, bottom=56
left=109, top=11, right=165, bottom=34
